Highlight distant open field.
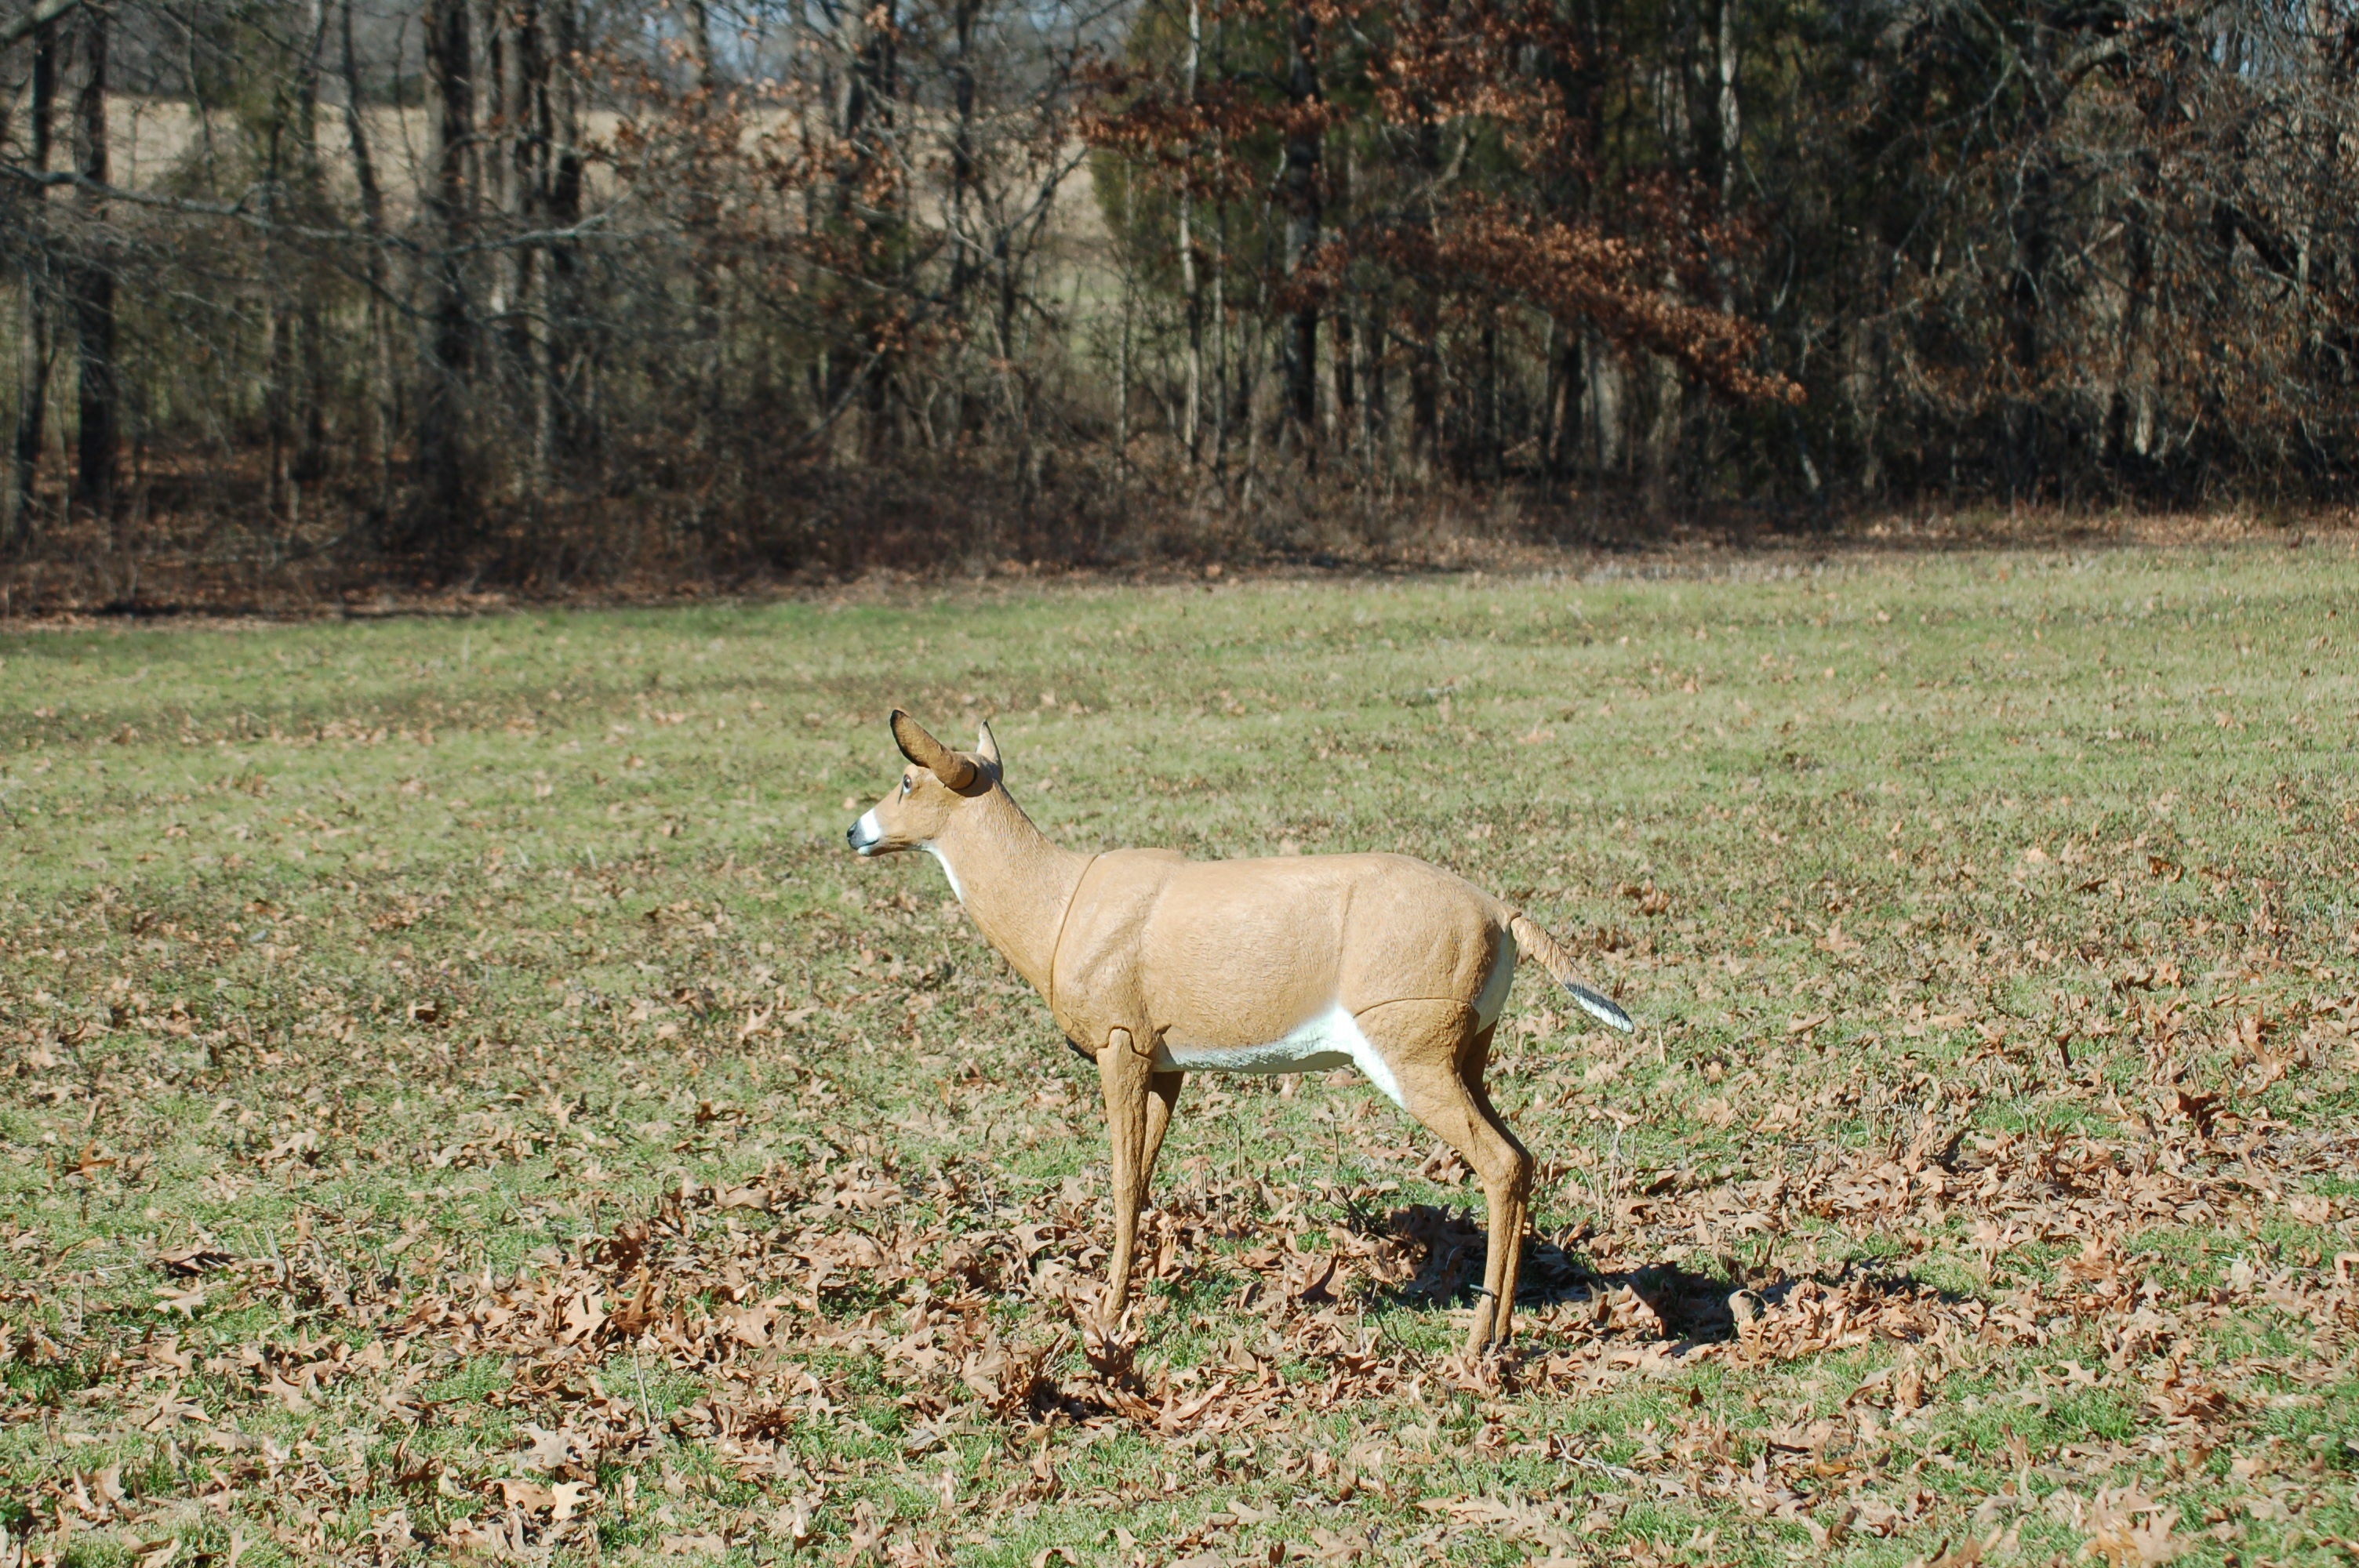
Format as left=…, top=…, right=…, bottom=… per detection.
left=2, top=545, right=2356, bottom=1566
left=79, top=96, right=1110, bottom=241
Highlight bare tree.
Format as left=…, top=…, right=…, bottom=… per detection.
left=67, top=0, right=111, bottom=517
left=6, top=14, right=56, bottom=545
left=0, top=0, right=2353, bottom=602
left=1276, top=0, right=1318, bottom=453
left=415, top=0, right=476, bottom=545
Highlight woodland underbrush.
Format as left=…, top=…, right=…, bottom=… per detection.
left=2, top=456, right=2338, bottom=619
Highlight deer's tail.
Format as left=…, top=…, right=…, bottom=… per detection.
left=1510, top=914, right=1636, bottom=1033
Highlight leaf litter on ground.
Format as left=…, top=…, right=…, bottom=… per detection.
left=2, top=547, right=2357, bottom=1564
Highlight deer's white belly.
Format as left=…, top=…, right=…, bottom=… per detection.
left=1154, top=1006, right=1405, bottom=1109
left=1147, top=933, right=1515, bottom=1110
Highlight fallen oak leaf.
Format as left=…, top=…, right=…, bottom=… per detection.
left=769, top=1499, right=815, bottom=1548
left=493, top=1479, right=555, bottom=1514
left=659, top=1532, right=729, bottom=1557
left=2070, top=1486, right=2186, bottom=1568
left=1802, top=1504, right=1857, bottom=1548
left=76, top=1468, right=124, bottom=1515
left=156, top=1245, right=234, bottom=1279
left=447, top=1510, right=529, bottom=1556
left=261, top=1373, right=311, bottom=1414
left=516, top=1422, right=576, bottom=1472
left=2170, top=1088, right=2222, bottom=1136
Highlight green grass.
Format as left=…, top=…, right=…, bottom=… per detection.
left=2, top=544, right=2357, bottom=1566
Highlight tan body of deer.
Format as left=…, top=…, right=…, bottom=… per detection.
left=848, top=712, right=1633, bottom=1352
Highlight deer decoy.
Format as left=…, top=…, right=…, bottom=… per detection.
left=848, top=710, right=1633, bottom=1352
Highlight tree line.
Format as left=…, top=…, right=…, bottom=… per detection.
left=0, top=0, right=2350, bottom=593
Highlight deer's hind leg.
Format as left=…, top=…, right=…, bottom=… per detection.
left=1460, top=1023, right=1536, bottom=1341
left=1358, top=1000, right=1533, bottom=1353
left=1143, top=1068, right=1186, bottom=1183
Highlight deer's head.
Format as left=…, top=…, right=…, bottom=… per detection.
left=845, top=710, right=1000, bottom=858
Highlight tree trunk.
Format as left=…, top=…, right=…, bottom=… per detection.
left=263, top=5, right=329, bottom=525
left=2107, top=73, right=2171, bottom=481
left=1716, top=0, right=1739, bottom=206
left=1212, top=198, right=1231, bottom=473
left=1328, top=136, right=1354, bottom=453
left=1408, top=292, right=1438, bottom=481
left=7, top=21, right=57, bottom=548
left=2004, top=152, right=2055, bottom=502
left=684, top=0, right=725, bottom=474
left=339, top=0, right=397, bottom=506
left=824, top=0, right=898, bottom=449
left=294, top=7, right=330, bottom=501
left=508, top=0, right=542, bottom=489
left=2002, top=42, right=2063, bottom=505
left=1331, top=307, right=1355, bottom=454
left=545, top=0, right=585, bottom=472
left=1278, top=0, right=1321, bottom=455
left=1178, top=0, right=1202, bottom=463
left=417, top=0, right=478, bottom=548
left=1116, top=173, right=1134, bottom=463
left=70, top=5, right=114, bottom=518
left=1479, top=310, right=1501, bottom=479
left=1546, top=331, right=1581, bottom=477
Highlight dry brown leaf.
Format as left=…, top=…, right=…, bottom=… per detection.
left=658, top=1531, right=730, bottom=1557
left=2071, top=1486, right=2186, bottom=1567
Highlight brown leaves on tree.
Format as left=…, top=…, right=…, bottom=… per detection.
left=1379, top=199, right=1799, bottom=405
left=1086, top=0, right=1799, bottom=408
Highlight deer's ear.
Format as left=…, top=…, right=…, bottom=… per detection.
left=974, top=719, right=1001, bottom=774
left=889, top=710, right=933, bottom=767
left=892, top=710, right=976, bottom=788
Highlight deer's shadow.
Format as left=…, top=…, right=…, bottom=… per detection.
left=1349, top=1201, right=1965, bottom=1343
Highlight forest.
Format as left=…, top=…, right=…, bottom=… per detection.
left=0, top=0, right=2350, bottom=597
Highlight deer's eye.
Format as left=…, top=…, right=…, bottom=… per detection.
left=901, top=774, right=914, bottom=796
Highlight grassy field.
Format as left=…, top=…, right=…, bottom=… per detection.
left=2, top=545, right=2356, bottom=1568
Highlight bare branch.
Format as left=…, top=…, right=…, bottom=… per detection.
left=0, top=0, right=84, bottom=53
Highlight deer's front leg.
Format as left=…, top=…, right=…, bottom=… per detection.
left=1096, top=1027, right=1163, bottom=1318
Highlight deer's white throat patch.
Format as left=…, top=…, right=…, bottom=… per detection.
left=1154, top=1007, right=1405, bottom=1109
left=922, top=844, right=966, bottom=902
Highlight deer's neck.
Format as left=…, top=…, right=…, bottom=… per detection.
left=930, top=789, right=1090, bottom=999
